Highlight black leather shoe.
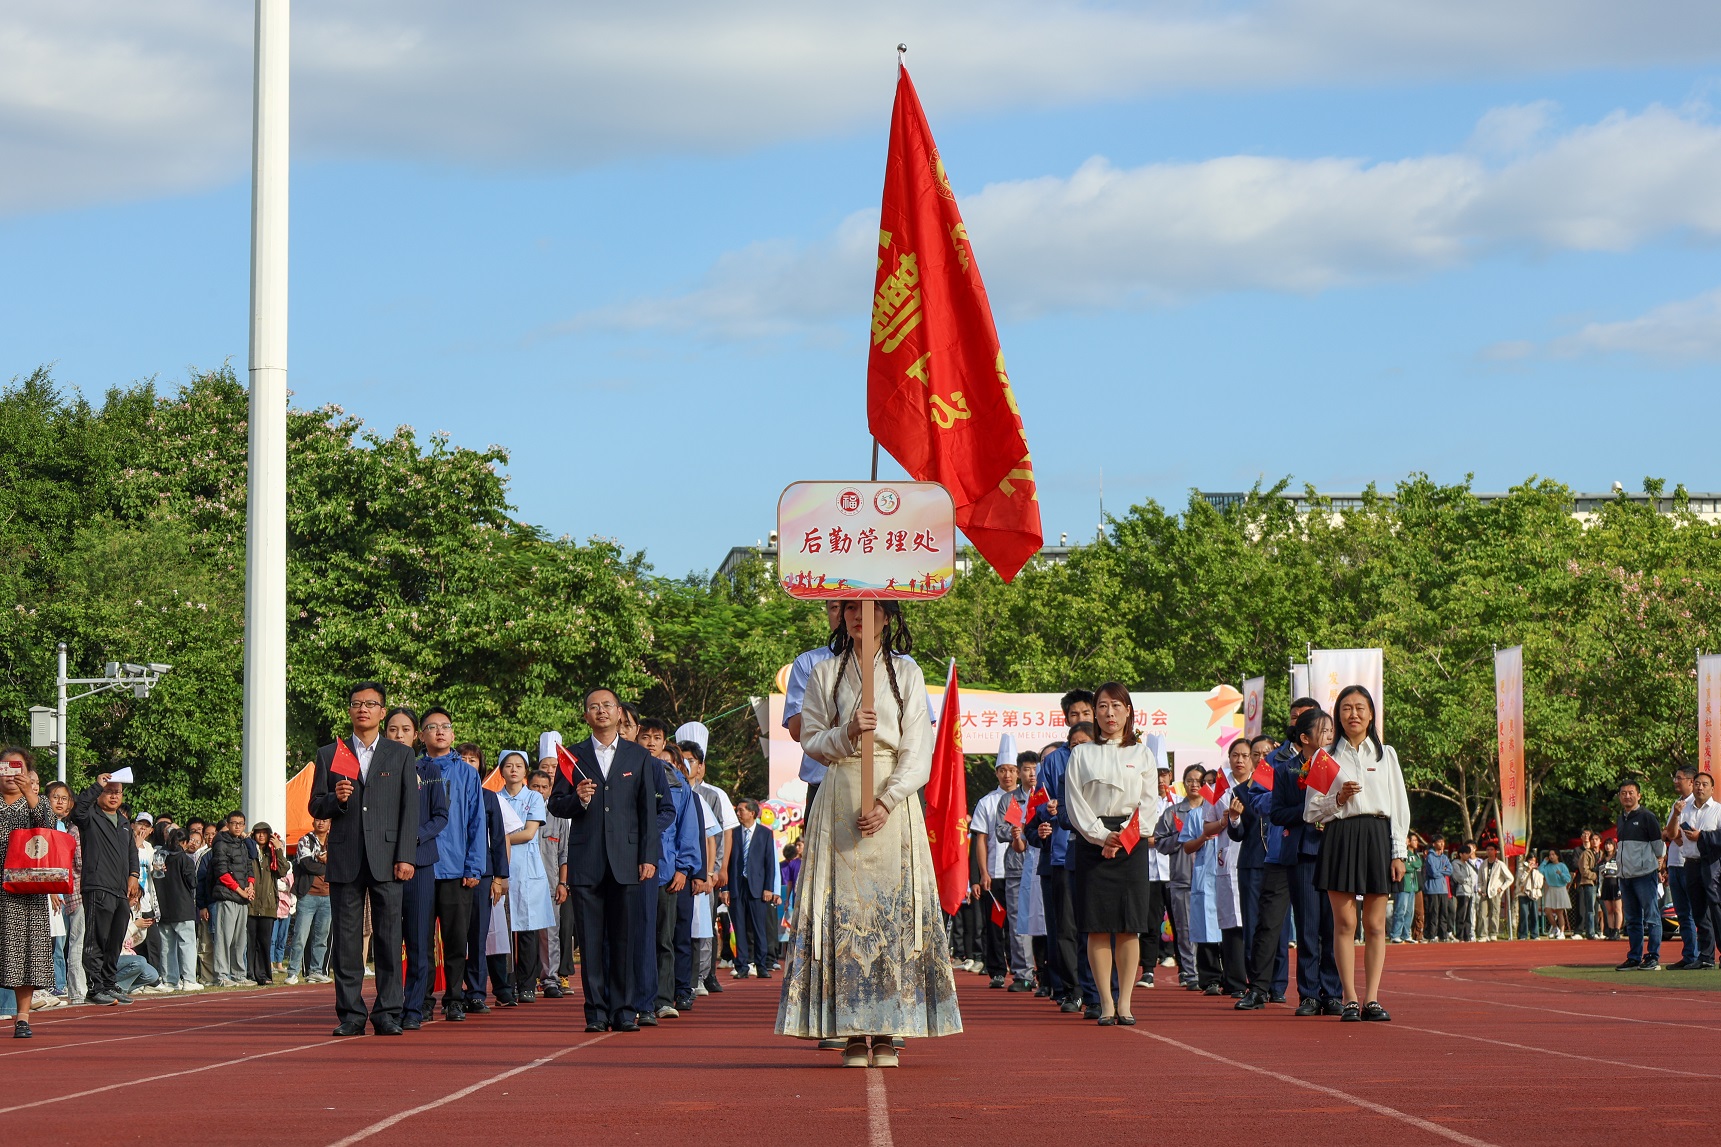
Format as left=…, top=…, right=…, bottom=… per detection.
left=1234, top=990, right=1266, bottom=1011
left=1202, top=984, right=1222, bottom=996
left=14, top=1020, right=33, bottom=1039
left=757, top=972, right=772, bottom=980
left=332, top=1021, right=366, bottom=1037
left=495, top=995, right=518, bottom=1008
left=1339, top=1001, right=1361, bottom=1022
left=465, top=998, right=491, bottom=1014
left=1096, top=1014, right=1116, bottom=1026
left=373, top=1019, right=404, bottom=1036
left=1293, top=998, right=1321, bottom=1016
left=1007, top=980, right=1032, bottom=993
left=1082, top=1005, right=1100, bottom=1020
left=543, top=984, right=565, bottom=998
left=444, top=1004, right=465, bottom=1023
left=1269, top=993, right=1287, bottom=1004
left=988, top=975, right=1006, bottom=989
left=1321, top=998, right=1345, bottom=1017
left=704, top=978, right=724, bottom=994
left=674, top=997, right=695, bottom=1011
left=401, top=1017, right=422, bottom=1031
left=1059, top=999, right=1082, bottom=1014
left=584, top=1022, right=610, bottom=1032
left=638, top=1014, right=658, bottom=1027
left=1116, top=1015, right=1136, bottom=1026
left=1360, top=1001, right=1391, bottom=1022
left=612, top=1018, right=641, bottom=1033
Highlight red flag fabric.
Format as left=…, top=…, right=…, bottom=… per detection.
left=1214, top=770, right=1231, bottom=803
left=1251, top=760, right=1275, bottom=790
left=1117, top=808, right=1143, bottom=854
left=1198, top=782, right=1217, bottom=805
left=1024, top=785, right=1049, bottom=825
left=989, top=892, right=1007, bottom=927
left=1305, top=748, right=1342, bottom=795
left=1003, top=798, right=1025, bottom=828
left=868, top=64, right=1042, bottom=582
left=925, top=662, right=972, bottom=917
left=555, top=743, right=584, bottom=788
left=329, top=738, right=361, bottom=780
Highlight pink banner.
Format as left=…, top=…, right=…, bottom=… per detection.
left=1700, top=655, right=1721, bottom=778
left=1495, top=645, right=1528, bottom=858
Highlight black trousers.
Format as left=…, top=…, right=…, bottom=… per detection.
left=512, top=928, right=542, bottom=993
left=1196, top=927, right=1246, bottom=993
left=464, top=878, right=495, bottom=1002
left=1139, top=879, right=1168, bottom=970
left=1454, top=895, right=1475, bottom=941
left=432, top=878, right=473, bottom=1011
left=570, top=870, right=634, bottom=1026
left=1248, top=863, right=1295, bottom=995
left=981, top=884, right=1009, bottom=976
left=733, top=893, right=772, bottom=973
left=82, top=888, right=129, bottom=996
left=656, top=883, right=680, bottom=1009
left=1424, top=892, right=1453, bottom=940
left=673, top=884, right=695, bottom=1002
left=1041, top=869, right=1078, bottom=998
left=1684, top=860, right=1721, bottom=963
left=247, top=915, right=275, bottom=983
left=330, top=870, right=405, bottom=1028
left=400, top=865, right=437, bottom=1020
left=558, top=894, right=578, bottom=977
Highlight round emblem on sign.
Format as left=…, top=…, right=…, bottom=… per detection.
left=23, top=835, right=48, bottom=860
left=1245, top=694, right=1260, bottom=720
left=873, top=488, right=901, bottom=515
left=837, top=487, right=863, bottom=516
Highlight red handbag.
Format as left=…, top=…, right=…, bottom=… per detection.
left=3, top=827, right=76, bottom=894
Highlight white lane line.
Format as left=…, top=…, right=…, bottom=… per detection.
left=867, top=1068, right=894, bottom=1147
left=0, top=1038, right=343, bottom=1114
left=324, top=1032, right=614, bottom=1147
left=1394, top=1023, right=1713, bottom=1079
left=0, top=1003, right=325, bottom=1059
left=1126, top=1027, right=1498, bottom=1147
left=28, top=986, right=310, bottom=1027
left=1388, top=986, right=1717, bottom=1032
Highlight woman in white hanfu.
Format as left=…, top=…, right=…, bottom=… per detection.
left=776, top=601, right=961, bottom=1068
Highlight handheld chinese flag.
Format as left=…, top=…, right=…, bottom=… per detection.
left=1214, top=769, right=1231, bottom=803
left=988, top=891, right=1007, bottom=927
left=925, top=660, right=972, bottom=917
left=1305, top=748, right=1342, bottom=795
left=1003, top=798, right=1025, bottom=829
left=1024, top=784, right=1049, bottom=825
left=555, top=742, right=585, bottom=788
left=1251, top=760, right=1275, bottom=790
left=868, top=63, right=1042, bottom=582
left=329, top=738, right=361, bottom=781
left=1117, top=808, right=1143, bottom=854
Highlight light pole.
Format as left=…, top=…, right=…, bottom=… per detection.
left=36, top=642, right=172, bottom=784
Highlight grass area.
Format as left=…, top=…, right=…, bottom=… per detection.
left=1535, top=963, right=1721, bottom=991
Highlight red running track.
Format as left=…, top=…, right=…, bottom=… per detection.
left=7, top=941, right=1717, bottom=1146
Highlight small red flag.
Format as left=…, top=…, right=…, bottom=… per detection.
left=329, top=738, right=361, bottom=780
left=925, top=662, right=972, bottom=917
left=867, top=64, right=1042, bottom=582
left=1117, top=808, right=1142, bottom=854
left=989, top=892, right=1007, bottom=927
left=1003, top=798, right=1025, bottom=828
left=1024, top=784, right=1049, bottom=825
left=1199, top=782, right=1217, bottom=805
left=1214, top=770, right=1231, bottom=802
left=1251, top=760, right=1276, bottom=790
left=1305, top=748, right=1342, bottom=795
left=555, top=742, right=585, bottom=788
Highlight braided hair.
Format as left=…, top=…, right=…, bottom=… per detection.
left=827, top=601, right=915, bottom=719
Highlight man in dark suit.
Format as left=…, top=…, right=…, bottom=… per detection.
left=308, top=681, right=421, bottom=1036
left=725, top=798, right=781, bottom=978
left=547, top=687, right=660, bottom=1033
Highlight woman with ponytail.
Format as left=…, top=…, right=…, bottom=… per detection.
left=775, top=601, right=961, bottom=1067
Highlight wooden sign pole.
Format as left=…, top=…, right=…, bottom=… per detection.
left=859, top=603, right=878, bottom=818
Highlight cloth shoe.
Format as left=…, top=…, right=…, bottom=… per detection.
left=870, top=1037, right=899, bottom=1068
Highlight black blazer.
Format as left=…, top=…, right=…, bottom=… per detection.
left=480, top=787, right=509, bottom=880
left=546, top=737, right=661, bottom=886
left=727, top=822, right=779, bottom=901
left=308, top=735, right=420, bottom=884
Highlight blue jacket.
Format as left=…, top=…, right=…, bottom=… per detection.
left=479, top=787, right=509, bottom=880
left=1268, top=742, right=1321, bottom=860
left=1423, top=851, right=1453, bottom=895
left=658, top=768, right=705, bottom=886
left=410, top=756, right=450, bottom=868
left=427, top=753, right=486, bottom=881
left=647, top=756, right=677, bottom=836
left=1032, top=744, right=1073, bottom=873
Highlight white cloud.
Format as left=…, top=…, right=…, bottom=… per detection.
left=1545, top=289, right=1721, bottom=362
left=9, top=0, right=1721, bottom=214
left=575, top=103, right=1721, bottom=337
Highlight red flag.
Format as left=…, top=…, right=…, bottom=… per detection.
left=329, top=738, right=360, bottom=780
left=1305, top=748, right=1342, bottom=795
left=555, top=742, right=585, bottom=788
left=1251, top=760, right=1275, bottom=790
left=1003, top=798, right=1025, bottom=828
left=1214, top=770, right=1231, bottom=803
left=1024, top=785, right=1049, bottom=825
left=868, top=64, right=1042, bottom=582
left=925, top=662, right=972, bottom=917
left=989, top=892, right=1007, bottom=927
left=1199, top=782, right=1217, bottom=805
left=1117, top=808, right=1142, bottom=854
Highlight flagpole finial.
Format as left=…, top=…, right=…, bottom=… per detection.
left=897, top=43, right=907, bottom=54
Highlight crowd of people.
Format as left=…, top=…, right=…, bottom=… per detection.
left=0, top=690, right=788, bottom=1040
left=5, top=602, right=1717, bottom=1053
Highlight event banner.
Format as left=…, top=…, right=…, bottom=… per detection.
left=1242, top=676, right=1266, bottom=737
left=1290, top=662, right=1309, bottom=702
left=777, top=480, right=955, bottom=599
left=1700, top=654, right=1721, bottom=777
left=1307, top=648, right=1384, bottom=734
left=1495, top=645, right=1528, bottom=858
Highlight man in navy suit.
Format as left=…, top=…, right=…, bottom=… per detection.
left=547, top=687, right=661, bottom=1032
left=725, top=798, right=781, bottom=978
left=308, top=681, right=420, bottom=1037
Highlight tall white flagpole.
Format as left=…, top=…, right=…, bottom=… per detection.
left=243, top=0, right=289, bottom=834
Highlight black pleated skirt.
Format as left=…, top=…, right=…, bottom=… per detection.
left=1314, top=814, right=1394, bottom=896
left=1072, top=816, right=1153, bottom=933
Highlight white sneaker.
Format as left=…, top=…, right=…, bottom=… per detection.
left=284, top=974, right=299, bottom=985
left=31, top=991, right=63, bottom=1009
left=307, top=973, right=330, bottom=984
left=1159, top=957, right=1176, bottom=968
left=180, top=981, right=203, bottom=992
left=693, top=983, right=709, bottom=997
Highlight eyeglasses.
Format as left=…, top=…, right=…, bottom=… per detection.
left=349, top=700, right=384, bottom=710
left=586, top=701, right=618, bottom=713
left=422, top=722, right=452, bottom=732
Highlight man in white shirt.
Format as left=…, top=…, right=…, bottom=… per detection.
left=677, top=724, right=739, bottom=993
left=782, top=603, right=845, bottom=811
left=1664, top=766, right=1698, bottom=968
left=1677, top=770, right=1721, bottom=969
left=969, top=755, right=1019, bottom=989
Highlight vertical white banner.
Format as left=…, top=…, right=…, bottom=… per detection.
left=1242, top=676, right=1266, bottom=737
left=1307, top=648, right=1384, bottom=735
left=1495, top=645, right=1528, bottom=858
left=1290, top=663, right=1309, bottom=702
left=1700, top=654, right=1721, bottom=778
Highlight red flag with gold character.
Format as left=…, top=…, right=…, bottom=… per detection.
left=925, top=660, right=971, bottom=917
left=868, top=65, right=1042, bottom=582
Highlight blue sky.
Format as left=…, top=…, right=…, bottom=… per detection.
left=6, top=4, right=1721, bottom=575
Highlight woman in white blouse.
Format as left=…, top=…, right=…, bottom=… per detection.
left=1304, top=685, right=1409, bottom=1022
left=1065, top=682, right=1159, bottom=1026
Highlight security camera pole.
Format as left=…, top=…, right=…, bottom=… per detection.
left=39, top=643, right=172, bottom=784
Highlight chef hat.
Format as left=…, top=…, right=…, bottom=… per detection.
left=996, top=731, right=1018, bottom=770
left=538, top=730, right=563, bottom=764
left=674, top=721, right=709, bottom=755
